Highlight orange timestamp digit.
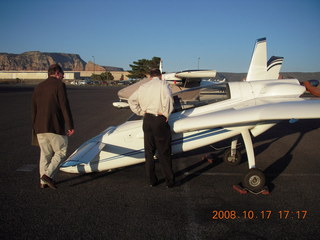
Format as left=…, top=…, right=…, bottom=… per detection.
left=212, top=210, right=308, bottom=220
left=212, top=210, right=238, bottom=220
left=278, top=210, right=308, bottom=219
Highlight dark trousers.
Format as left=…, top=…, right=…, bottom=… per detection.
left=143, top=113, right=174, bottom=185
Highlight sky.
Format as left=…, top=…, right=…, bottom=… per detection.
left=1, top=0, right=320, bottom=72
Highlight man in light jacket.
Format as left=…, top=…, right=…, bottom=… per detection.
left=128, top=68, right=175, bottom=188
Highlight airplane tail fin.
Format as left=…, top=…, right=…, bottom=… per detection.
left=246, top=38, right=267, bottom=81
left=266, top=56, right=284, bottom=79
left=246, top=38, right=283, bottom=81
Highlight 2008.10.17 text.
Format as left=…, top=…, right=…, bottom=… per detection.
left=212, top=210, right=308, bottom=220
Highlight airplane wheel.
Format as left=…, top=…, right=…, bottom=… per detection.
left=223, top=149, right=241, bottom=165
left=243, top=168, right=266, bottom=192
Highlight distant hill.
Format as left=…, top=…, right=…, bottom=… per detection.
left=0, top=52, right=124, bottom=71
left=219, top=72, right=320, bottom=82
left=85, top=61, right=124, bottom=72
left=0, top=52, right=317, bottom=78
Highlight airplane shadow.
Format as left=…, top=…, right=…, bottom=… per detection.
left=250, top=119, right=319, bottom=192
left=175, top=159, right=222, bottom=186
left=172, top=146, right=224, bottom=186
left=57, top=161, right=148, bottom=187
left=172, top=119, right=319, bottom=190
left=57, top=169, right=120, bottom=187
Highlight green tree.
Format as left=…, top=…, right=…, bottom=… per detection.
left=127, top=56, right=161, bottom=79
left=91, top=71, right=114, bottom=82
left=100, top=71, right=114, bottom=81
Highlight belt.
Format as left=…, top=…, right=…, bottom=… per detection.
left=145, top=112, right=163, bottom=117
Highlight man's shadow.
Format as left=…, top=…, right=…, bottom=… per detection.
left=172, top=144, right=225, bottom=186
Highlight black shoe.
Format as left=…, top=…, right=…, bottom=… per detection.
left=149, top=180, right=159, bottom=187
left=166, top=182, right=175, bottom=188
left=41, top=175, right=57, bottom=190
left=40, top=183, right=48, bottom=189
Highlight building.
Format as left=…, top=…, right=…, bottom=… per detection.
left=80, top=71, right=129, bottom=80
left=0, top=70, right=129, bottom=83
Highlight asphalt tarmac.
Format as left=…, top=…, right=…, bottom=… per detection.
left=1, top=84, right=320, bottom=240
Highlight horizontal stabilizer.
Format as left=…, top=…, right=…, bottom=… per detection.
left=172, top=100, right=320, bottom=133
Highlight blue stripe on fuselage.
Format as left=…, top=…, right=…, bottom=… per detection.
left=172, top=128, right=229, bottom=145
left=64, top=128, right=230, bottom=166
left=101, top=128, right=229, bottom=162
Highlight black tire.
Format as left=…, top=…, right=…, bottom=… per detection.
left=243, top=168, right=266, bottom=192
left=223, top=149, right=242, bottom=165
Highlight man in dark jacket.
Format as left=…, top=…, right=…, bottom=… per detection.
left=32, top=64, right=74, bottom=190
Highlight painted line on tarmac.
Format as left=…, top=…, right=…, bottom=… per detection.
left=184, top=172, right=320, bottom=177
left=184, top=172, right=242, bottom=176
left=16, top=164, right=37, bottom=172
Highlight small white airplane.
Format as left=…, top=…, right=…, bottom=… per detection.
left=160, top=59, right=217, bottom=86
left=112, top=61, right=217, bottom=109
left=61, top=38, right=320, bottom=192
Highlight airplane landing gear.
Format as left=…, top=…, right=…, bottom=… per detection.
left=223, top=149, right=242, bottom=165
left=223, top=138, right=241, bottom=165
left=242, top=168, right=266, bottom=193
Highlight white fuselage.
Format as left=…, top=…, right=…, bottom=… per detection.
left=60, top=79, right=306, bottom=173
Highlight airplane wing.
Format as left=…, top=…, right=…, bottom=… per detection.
left=175, top=70, right=216, bottom=78
left=172, top=100, right=320, bottom=133
left=117, top=77, right=150, bottom=100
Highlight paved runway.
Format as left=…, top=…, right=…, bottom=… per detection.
left=1, top=85, right=320, bottom=239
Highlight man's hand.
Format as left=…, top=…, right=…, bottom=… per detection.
left=67, top=129, right=75, bottom=136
